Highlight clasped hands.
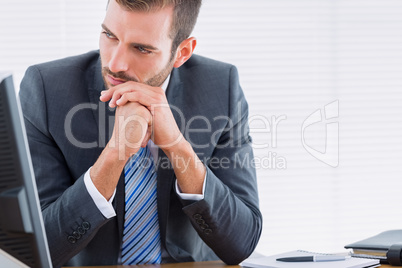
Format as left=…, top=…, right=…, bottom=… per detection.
left=100, top=81, right=182, bottom=159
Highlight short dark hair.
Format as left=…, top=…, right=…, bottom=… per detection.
left=113, top=0, right=202, bottom=53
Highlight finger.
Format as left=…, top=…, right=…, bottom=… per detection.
left=115, top=92, right=137, bottom=107
left=108, top=85, right=139, bottom=108
left=100, top=84, right=134, bottom=106
left=115, top=92, right=156, bottom=109
left=99, top=89, right=114, bottom=102
left=100, top=82, right=130, bottom=102
left=100, top=87, right=127, bottom=104
left=109, top=89, right=127, bottom=108
left=110, top=82, right=164, bottom=107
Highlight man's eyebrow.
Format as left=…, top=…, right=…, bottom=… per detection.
left=130, top=42, right=159, bottom=51
left=101, top=23, right=159, bottom=51
left=101, top=24, right=116, bottom=37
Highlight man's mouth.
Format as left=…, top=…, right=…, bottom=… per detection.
left=107, top=75, right=126, bottom=86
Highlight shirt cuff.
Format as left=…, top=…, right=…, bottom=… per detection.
left=175, top=173, right=206, bottom=201
left=84, top=167, right=116, bottom=219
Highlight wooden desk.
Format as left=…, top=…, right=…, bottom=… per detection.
left=75, top=261, right=236, bottom=268
left=75, top=260, right=393, bottom=267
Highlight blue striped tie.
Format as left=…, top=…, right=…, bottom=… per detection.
left=121, top=146, right=161, bottom=264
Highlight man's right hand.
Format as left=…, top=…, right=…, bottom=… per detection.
left=90, top=101, right=152, bottom=200
left=109, top=101, right=153, bottom=160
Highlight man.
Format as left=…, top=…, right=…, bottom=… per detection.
left=19, top=0, right=262, bottom=267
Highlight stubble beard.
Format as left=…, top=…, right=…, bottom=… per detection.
left=101, top=53, right=176, bottom=89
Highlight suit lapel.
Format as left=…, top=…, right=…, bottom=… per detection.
left=87, top=56, right=107, bottom=126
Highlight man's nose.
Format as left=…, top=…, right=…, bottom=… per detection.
left=108, top=45, right=129, bottom=74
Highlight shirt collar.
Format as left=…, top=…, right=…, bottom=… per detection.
left=160, top=74, right=171, bottom=93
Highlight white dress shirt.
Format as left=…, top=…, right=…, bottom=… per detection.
left=83, top=76, right=206, bottom=219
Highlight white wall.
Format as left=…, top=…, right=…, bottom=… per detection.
left=0, top=0, right=106, bottom=85
left=2, top=0, right=402, bottom=257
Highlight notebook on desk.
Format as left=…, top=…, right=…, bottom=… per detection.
left=240, top=250, right=380, bottom=268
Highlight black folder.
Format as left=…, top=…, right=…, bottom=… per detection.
left=345, top=230, right=402, bottom=266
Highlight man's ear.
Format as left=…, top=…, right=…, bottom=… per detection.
left=173, top=37, right=197, bottom=68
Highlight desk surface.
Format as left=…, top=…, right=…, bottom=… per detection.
left=75, top=262, right=233, bottom=268
left=75, top=260, right=392, bottom=267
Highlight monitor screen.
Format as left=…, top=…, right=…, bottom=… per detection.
left=0, top=73, right=52, bottom=268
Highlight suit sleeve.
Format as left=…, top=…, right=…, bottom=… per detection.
left=180, top=66, right=263, bottom=265
left=19, top=66, right=111, bottom=268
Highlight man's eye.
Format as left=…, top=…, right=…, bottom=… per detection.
left=137, top=46, right=152, bottom=54
left=102, top=31, right=114, bottom=39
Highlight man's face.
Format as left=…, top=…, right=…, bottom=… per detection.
left=100, top=0, right=176, bottom=88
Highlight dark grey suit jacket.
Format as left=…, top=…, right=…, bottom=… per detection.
left=19, top=51, right=262, bottom=267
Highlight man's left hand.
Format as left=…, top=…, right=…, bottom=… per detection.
left=100, top=81, right=184, bottom=154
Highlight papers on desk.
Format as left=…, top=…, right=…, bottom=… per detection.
left=240, top=250, right=380, bottom=268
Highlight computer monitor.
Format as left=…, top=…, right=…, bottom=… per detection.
left=0, top=73, right=52, bottom=268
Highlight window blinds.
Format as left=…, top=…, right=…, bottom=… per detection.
left=193, top=0, right=402, bottom=254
